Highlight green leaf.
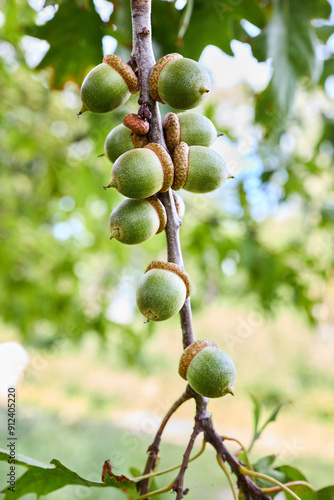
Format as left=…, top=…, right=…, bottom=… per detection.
left=43, top=0, right=64, bottom=6
left=250, top=393, right=262, bottom=436
left=306, top=0, right=332, bottom=19
left=320, top=56, right=334, bottom=85
left=276, top=465, right=307, bottom=482
left=275, top=466, right=312, bottom=500
left=0, top=450, right=49, bottom=469
left=0, top=451, right=136, bottom=499
left=247, top=32, right=268, bottom=62
left=114, top=0, right=266, bottom=60
left=254, top=455, right=277, bottom=471
left=2, top=0, right=36, bottom=45
left=254, top=82, right=290, bottom=138
left=260, top=401, right=289, bottom=432
left=129, top=466, right=142, bottom=477
left=267, top=0, right=318, bottom=113
left=253, top=455, right=287, bottom=489
left=248, top=399, right=288, bottom=452
left=109, top=0, right=133, bottom=48
left=284, top=484, right=319, bottom=500
left=25, top=0, right=105, bottom=88
left=286, top=485, right=317, bottom=500
left=315, top=25, right=334, bottom=43
left=318, top=486, right=334, bottom=500
left=275, top=467, right=318, bottom=500
left=175, top=0, right=265, bottom=60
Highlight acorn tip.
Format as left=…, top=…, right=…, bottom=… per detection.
left=78, top=105, right=87, bottom=116
left=199, top=86, right=210, bottom=95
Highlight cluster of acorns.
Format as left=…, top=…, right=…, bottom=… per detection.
left=79, top=53, right=236, bottom=398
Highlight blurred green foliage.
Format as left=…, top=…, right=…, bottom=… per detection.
left=0, top=0, right=333, bottom=358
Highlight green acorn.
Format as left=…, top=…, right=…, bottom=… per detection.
left=136, top=261, right=191, bottom=322
left=104, top=124, right=134, bottom=163
left=109, top=196, right=167, bottom=245
left=179, top=339, right=236, bottom=398
left=149, top=54, right=210, bottom=110
left=104, top=124, right=149, bottom=163
left=104, top=143, right=174, bottom=199
left=80, top=55, right=138, bottom=114
left=163, top=112, right=219, bottom=152
left=173, top=143, right=229, bottom=193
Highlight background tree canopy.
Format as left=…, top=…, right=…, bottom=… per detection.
left=1, top=0, right=334, bottom=361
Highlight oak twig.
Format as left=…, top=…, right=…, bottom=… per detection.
left=130, top=1, right=272, bottom=499
left=261, top=481, right=316, bottom=495
left=137, top=388, right=193, bottom=495
left=217, top=454, right=238, bottom=500
left=173, top=423, right=202, bottom=499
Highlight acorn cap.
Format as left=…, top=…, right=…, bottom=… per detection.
left=172, top=142, right=190, bottom=190
left=103, top=54, right=139, bottom=94
left=146, top=196, right=167, bottom=233
left=149, top=53, right=183, bottom=103
left=179, top=339, right=218, bottom=380
left=144, top=143, right=174, bottom=192
left=163, top=113, right=181, bottom=152
left=123, top=114, right=150, bottom=135
left=131, top=133, right=149, bottom=148
left=145, top=260, right=191, bottom=298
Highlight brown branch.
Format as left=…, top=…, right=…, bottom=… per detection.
left=173, top=423, right=202, bottom=499
left=158, top=191, right=195, bottom=349
left=130, top=0, right=164, bottom=145
left=137, top=388, right=193, bottom=495
left=194, top=394, right=270, bottom=500
left=130, top=2, right=271, bottom=500
left=130, top=0, right=194, bottom=350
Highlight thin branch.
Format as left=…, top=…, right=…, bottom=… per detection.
left=130, top=0, right=164, bottom=145
left=217, top=454, right=238, bottom=500
left=133, top=439, right=206, bottom=483
left=239, top=466, right=302, bottom=500
left=222, top=435, right=253, bottom=470
left=261, top=481, right=316, bottom=495
left=137, top=389, right=192, bottom=495
left=172, top=422, right=203, bottom=499
left=177, top=0, right=194, bottom=45
left=158, top=191, right=195, bottom=349
left=197, top=396, right=269, bottom=500
left=137, top=478, right=176, bottom=500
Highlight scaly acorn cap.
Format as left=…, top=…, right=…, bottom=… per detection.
left=146, top=196, right=167, bottom=233
left=149, top=53, right=183, bottom=103
left=131, top=133, right=149, bottom=148
left=103, top=54, right=139, bottom=94
left=163, top=113, right=181, bottom=152
left=179, top=339, right=218, bottom=380
left=123, top=114, right=150, bottom=135
left=172, top=142, right=190, bottom=190
left=144, top=143, right=174, bottom=192
left=145, top=260, right=191, bottom=298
